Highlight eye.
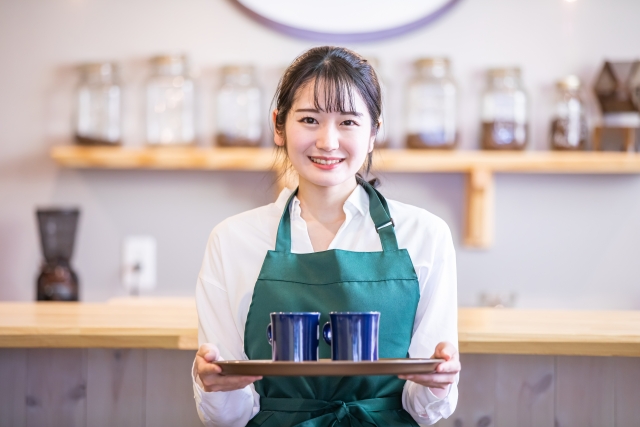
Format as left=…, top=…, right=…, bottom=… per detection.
left=299, top=117, right=318, bottom=124
left=341, top=119, right=358, bottom=126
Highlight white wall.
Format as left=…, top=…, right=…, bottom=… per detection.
left=1, top=0, right=640, bottom=308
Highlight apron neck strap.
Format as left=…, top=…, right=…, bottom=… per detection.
left=275, top=190, right=297, bottom=253
left=275, top=179, right=399, bottom=253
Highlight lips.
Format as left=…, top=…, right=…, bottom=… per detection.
left=308, top=157, right=345, bottom=166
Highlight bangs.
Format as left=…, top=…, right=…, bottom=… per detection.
left=310, top=63, right=359, bottom=114
left=275, top=46, right=381, bottom=133
left=272, top=46, right=382, bottom=186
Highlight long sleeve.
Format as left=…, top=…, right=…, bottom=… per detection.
left=192, top=228, right=260, bottom=427
left=401, top=220, right=459, bottom=425
left=191, top=188, right=459, bottom=425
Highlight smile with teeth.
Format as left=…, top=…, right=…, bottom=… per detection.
left=309, top=157, right=345, bottom=165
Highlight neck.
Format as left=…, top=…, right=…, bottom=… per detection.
left=296, top=176, right=358, bottom=225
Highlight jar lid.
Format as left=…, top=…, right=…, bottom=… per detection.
left=488, top=67, right=521, bottom=77
left=150, top=54, right=188, bottom=66
left=221, top=65, right=255, bottom=75
left=78, top=62, right=118, bottom=77
left=415, top=57, right=450, bottom=68
left=557, top=75, right=581, bottom=90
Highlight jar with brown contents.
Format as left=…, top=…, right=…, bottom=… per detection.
left=550, top=75, right=588, bottom=150
left=480, top=67, right=528, bottom=150
left=215, top=65, right=262, bottom=147
left=405, top=58, right=458, bottom=149
left=74, top=63, right=121, bottom=146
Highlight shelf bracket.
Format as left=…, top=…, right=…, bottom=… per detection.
left=464, top=168, right=494, bottom=248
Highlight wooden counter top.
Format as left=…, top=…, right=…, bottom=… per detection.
left=458, top=308, right=640, bottom=356
left=1, top=301, right=639, bottom=356
left=0, top=300, right=198, bottom=350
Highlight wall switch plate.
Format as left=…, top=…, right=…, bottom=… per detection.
left=122, top=236, right=157, bottom=293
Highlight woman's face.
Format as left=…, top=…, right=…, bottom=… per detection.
left=274, top=80, right=376, bottom=189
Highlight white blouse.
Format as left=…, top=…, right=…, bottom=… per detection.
left=193, top=184, right=459, bottom=426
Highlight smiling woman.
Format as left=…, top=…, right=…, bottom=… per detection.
left=232, top=0, right=461, bottom=42
left=272, top=47, right=381, bottom=190
left=193, top=46, right=460, bottom=427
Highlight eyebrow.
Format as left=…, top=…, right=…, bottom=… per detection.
left=294, top=108, right=363, bottom=117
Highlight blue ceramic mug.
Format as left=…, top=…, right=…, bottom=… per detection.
left=322, top=312, right=380, bottom=361
left=266, top=312, right=320, bottom=361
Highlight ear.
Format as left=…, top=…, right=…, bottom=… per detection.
left=272, top=110, right=285, bottom=147
left=368, top=120, right=381, bottom=153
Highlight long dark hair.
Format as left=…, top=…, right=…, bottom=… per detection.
left=272, top=46, right=381, bottom=187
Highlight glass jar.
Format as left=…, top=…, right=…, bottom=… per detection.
left=550, top=75, right=588, bottom=150
left=215, top=65, right=262, bottom=147
left=480, top=67, right=528, bottom=150
left=406, top=58, right=458, bottom=149
left=74, top=63, right=121, bottom=145
left=146, top=54, right=195, bottom=145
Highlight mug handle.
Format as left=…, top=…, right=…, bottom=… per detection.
left=322, top=322, right=332, bottom=345
left=266, top=323, right=272, bottom=345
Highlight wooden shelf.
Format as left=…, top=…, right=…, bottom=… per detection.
left=51, top=145, right=640, bottom=173
left=50, top=146, right=640, bottom=248
left=50, top=146, right=277, bottom=170
left=374, top=149, right=640, bottom=173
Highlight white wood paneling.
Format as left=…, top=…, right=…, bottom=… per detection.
left=86, top=349, right=146, bottom=427
left=436, top=353, right=497, bottom=427
left=0, top=349, right=27, bottom=427
left=1, top=349, right=639, bottom=426
left=145, top=350, right=202, bottom=427
left=495, top=355, right=554, bottom=427
left=25, top=349, right=87, bottom=427
left=614, top=357, right=640, bottom=427
left=555, top=356, right=615, bottom=427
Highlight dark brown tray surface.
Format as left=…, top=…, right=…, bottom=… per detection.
left=216, top=358, right=443, bottom=376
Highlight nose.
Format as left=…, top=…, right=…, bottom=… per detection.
left=316, top=123, right=340, bottom=151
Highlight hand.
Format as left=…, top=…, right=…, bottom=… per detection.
left=195, top=343, right=262, bottom=392
left=398, top=341, right=461, bottom=397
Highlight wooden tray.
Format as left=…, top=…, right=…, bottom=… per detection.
left=216, top=358, right=443, bottom=376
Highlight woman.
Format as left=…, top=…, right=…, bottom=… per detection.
left=193, top=46, right=460, bottom=427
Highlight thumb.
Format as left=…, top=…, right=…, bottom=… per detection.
left=198, top=344, right=220, bottom=362
left=433, top=342, right=456, bottom=361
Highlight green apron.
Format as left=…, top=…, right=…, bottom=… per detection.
left=244, top=180, right=421, bottom=427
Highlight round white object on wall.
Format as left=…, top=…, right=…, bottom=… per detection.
left=232, top=0, right=461, bottom=42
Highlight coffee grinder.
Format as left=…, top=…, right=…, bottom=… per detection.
left=36, top=208, right=80, bottom=301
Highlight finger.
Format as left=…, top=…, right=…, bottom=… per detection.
left=436, top=359, right=461, bottom=373
left=197, top=361, right=222, bottom=376
left=429, top=374, right=457, bottom=384
left=413, top=372, right=456, bottom=380
left=206, top=375, right=262, bottom=387
left=196, top=343, right=215, bottom=357
left=401, top=373, right=456, bottom=382
left=433, top=342, right=458, bottom=361
left=204, top=376, right=262, bottom=392
left=399, top=373, right=457, bottom=388
left=197, top=344, right=220, bottom=362
left=206, top=348, right=220, bottom=363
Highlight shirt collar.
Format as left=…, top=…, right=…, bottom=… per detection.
left=274, top=187, right=294, bottom=212
left=273, top=184, right=369, bottom=218
left=344, top=183, right=368, bottom=217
